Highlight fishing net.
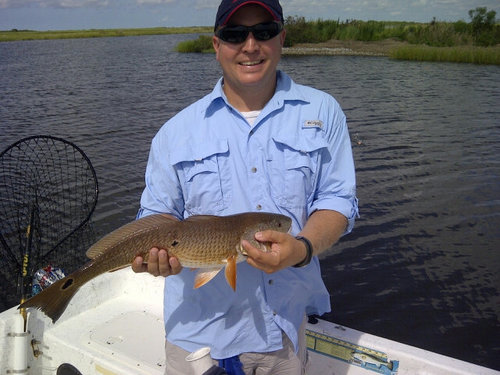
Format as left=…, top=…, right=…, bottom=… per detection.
left=0, top=135, right=98, bottom=309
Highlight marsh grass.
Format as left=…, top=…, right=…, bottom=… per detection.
left=175, top=35, right=214, bottom=53
left=283, top=17, right=498, bottom=47
left=0, top=27, right=212, bottom=42
left=278, top=17, right=500, bottom=64
left=390, top=45, right=500, bottom=65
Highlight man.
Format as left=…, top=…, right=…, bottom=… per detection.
left=132, top=0, right=358, bottom=374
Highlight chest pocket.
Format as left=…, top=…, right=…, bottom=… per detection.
left=268, top=135, right=329, bottom=210
left=171, top=139, right=231, bottom=215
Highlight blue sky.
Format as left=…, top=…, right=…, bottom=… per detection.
left=1, top=0, right=498, bottom=31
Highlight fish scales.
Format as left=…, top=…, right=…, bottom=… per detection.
left=19, top=212, right=291, bottom=323
left=167, top=217, right=254, bottom=267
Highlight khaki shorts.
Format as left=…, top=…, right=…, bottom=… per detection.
left=164, top=319, right=308, bottom=375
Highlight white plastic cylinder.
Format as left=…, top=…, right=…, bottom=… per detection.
left=11, top=312, right=28, bottom=374
left=185, top=346, right=213, bottom=374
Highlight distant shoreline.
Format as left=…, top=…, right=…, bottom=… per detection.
left=1, top=28, right=498, bottom=64
left=0, top=27, right=213, bottom=42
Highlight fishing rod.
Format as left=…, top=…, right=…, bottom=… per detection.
left=19, top=203, right=37, bottom=330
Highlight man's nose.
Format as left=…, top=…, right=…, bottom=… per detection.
left=242, top=32, right=259, bottom=52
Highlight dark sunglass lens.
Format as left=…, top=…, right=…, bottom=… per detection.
left=253, top=23, right=281, bottom=41
left=218, top=27, right=248, bottom=43
left=217, top=22, right=282, bottom=43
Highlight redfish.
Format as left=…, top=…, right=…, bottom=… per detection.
left=19, top=212, right=291, bottom=323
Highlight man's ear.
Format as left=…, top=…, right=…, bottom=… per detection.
left=213, top=36, right=221, bottom=61
left=280, top=29, right=286, bottom=47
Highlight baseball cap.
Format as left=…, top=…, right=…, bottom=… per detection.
left=214, top=0, right=284, bottom=30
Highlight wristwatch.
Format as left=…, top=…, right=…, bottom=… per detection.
left=293, top=236, right=313, bottom=267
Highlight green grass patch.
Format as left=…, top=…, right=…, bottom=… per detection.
left=0, top=26, right=212, bottom=42
left=282, top=16, right=499, bottom=47
left=390, top=45, right=500, bottom=65
left=175, top=35, right=214, bottom=53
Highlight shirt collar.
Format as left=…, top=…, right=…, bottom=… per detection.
left=205, top=71, right=309, bottom=118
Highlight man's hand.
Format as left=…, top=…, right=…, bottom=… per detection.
left=242, top=231, right=308, bottom=273
left=243, top=210, right=348, bottom=273
left=132, top=247, right=182, bottom=277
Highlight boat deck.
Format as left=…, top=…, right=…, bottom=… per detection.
left=1, top=269, right=497, bottom=374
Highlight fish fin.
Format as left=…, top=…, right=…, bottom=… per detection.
left=18, top=271, right=83, bottom=323
left=193, top=267, right=223, bottom=289
left=108, top=264, right=130, bottom=273
left=86, top=214, right=178, bottom=259
left=225, top=255, right=237, bottom=291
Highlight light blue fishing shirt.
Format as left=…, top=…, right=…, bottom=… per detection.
left=138, top=71, right=358, bottom=359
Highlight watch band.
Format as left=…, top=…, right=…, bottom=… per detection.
left=293, top=236, right=313, bottom=268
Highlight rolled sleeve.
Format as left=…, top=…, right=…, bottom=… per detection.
left=311, top=195, right=359, bottom=234
left=310, top=98, right=359, bottom=234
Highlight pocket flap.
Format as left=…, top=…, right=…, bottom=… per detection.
left=271, top=135, right=328, bottom=170
left=272, top=134, right=328, bottom=155
left=170, top=139, right=228, bottom=165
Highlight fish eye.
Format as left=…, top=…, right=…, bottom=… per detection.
left=61, top=278, right=74, bottom=290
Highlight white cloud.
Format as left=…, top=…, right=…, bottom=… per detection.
left=136, top=0, right=175, bottom=4
left=0, top=0, right=33, bottom=8
left=55, top=0, right=109, bottom=8
left=0, top=0, right=109, bottom=8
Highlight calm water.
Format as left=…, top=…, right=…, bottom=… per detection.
left=1, top=35, right=499, bottom=370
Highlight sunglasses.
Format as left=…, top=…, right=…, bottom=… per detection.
left=216, top=22, right=283, bottom=44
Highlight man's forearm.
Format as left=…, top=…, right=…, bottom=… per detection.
left=299, top=209, right=348, bottom=256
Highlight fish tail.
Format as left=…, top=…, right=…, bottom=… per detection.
left=19, top=271, right=84, bottom=323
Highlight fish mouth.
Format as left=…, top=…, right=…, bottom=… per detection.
left=238, top=240, right=272, bottom=256
left=239, top=242, right=249, bottom=257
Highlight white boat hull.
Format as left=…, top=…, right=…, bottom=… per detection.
left=0, top=269, right=497, bottom=375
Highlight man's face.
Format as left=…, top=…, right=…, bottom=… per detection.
left=213, top=4, right=286, bottom=97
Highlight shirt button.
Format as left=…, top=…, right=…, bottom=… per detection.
left=251, top=167, right=257, bottom=173
left=256, top=204, right=262, bottom=210
left=268, top=279, right=274, bottom=285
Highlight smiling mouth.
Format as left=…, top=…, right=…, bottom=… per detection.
left=240, top=60, right=264, bottom=66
